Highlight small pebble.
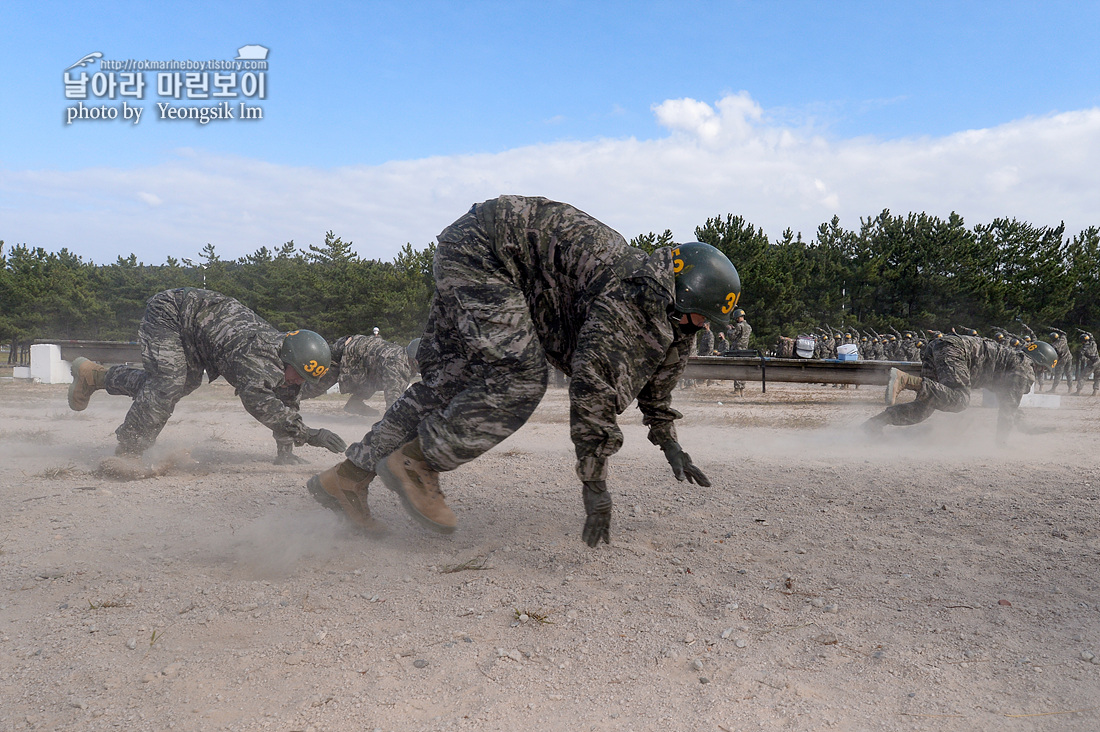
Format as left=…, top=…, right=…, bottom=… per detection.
left=810, top=598, right=825, bottom=608
left=692, top=659, right=704, bottom=671
left=823, top=603, right=839, bottom=614
left=735, top=639, right=748, bottom=648
left=413, top=659, right=429, bottom=669
left=720, top=628, right=733, bottom=640
left=684, top=633, right=695, bottom=644
left=699, top=676, right=710, bottom=684
left=126, top=638, right=137, bottom=650
left=1080, top=650, right=1095, bottom=662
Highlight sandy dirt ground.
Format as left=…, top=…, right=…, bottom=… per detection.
left=1, top=375, right=1099, bottom=732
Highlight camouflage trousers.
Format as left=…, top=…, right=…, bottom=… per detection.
left=346, top=236, right=549, bottom=473
left=1050, top=356, right=1075, bottom=392
left=103, top=301, right=205, bottom=453
left=1078, top=356, right=1100, bottom=393
left=872, top=345, right=972, bottom=426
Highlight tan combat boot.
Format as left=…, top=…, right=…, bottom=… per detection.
left=884, top=367, right=923, bottom=406
left=68, top=357, right=107, bottom=411
left=306, top=460, right=376, bottom=529
left=376, top=438, right=456, bottom=534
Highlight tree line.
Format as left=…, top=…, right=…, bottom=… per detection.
left=3, top=209, right=1099, bottom=356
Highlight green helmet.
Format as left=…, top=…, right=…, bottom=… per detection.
left=1022, top=340, right=1058, bottom=369
left=406, top=337, right=422, bottom=363
left=732, top=308, right=745, bottom=320
left=671, top=242, right=741, bottom=325
left=279, top=330, right=332, bottom=384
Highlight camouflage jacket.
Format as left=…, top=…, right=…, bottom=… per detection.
left=930, top=335, right=1035, bottom=418
left=152, top=288, right=308, bottom=443
left=697, top=329, right=715, bottom=356
left=304, top=334, right=411, bottom=406
left=727, top=321, right=752, bottom=350
left=450, top=196, right=694, bottom=481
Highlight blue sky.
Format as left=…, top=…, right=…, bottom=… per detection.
left=2, top=0, right=1099, bottom=264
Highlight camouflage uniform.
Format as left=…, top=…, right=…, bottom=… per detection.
left=345, top=196, right=694, bottom=484
left=867, top=335, right=1034, bottom=440
left=1048, top=333, right=1074, bottom=392
left=103, top=288, right=309, bottom=454
left=1076, top=335, right=1099, bottom=394
left=727, top=318, right=752, bottom=393
left=696, top=326, right=715, bottom=357
left=303, top=335, right=411, bottom=408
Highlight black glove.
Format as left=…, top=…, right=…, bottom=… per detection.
left=305, top=428, right=347, bottom=454
left=661, top=441, right=711, bottom=486
left=581, top=480, right=612, bottom=547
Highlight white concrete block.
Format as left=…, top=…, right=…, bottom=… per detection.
left=982, top=387, right=1060, bottom=409
left=30, top=343, right=73, bottom=384
left=1019, top=391, right=1060, bottom=409
left=13, top=366, right=31, bottom=379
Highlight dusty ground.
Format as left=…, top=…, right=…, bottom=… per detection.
left=1, top=376, right=1099, bottom=732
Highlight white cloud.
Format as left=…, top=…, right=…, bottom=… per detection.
left=3, top=92, right=1099, bottom=264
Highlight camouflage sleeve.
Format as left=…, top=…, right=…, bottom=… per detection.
left=381, top=354, right=412, bottom=407
left=234, top=354, right=311, bottom=443
left=299, top=365, right=340, bottom=399
left=238, top=383, right=310, bottom=443
left=638, top=340, right=689, bottom=447
left=569, top=291, right=680, bottom=482
left=994, top=366, right=1033, bottom=441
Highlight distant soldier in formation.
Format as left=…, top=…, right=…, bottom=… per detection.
left=727, top=308, right=752, bottom=395
left=301, top=334, right=417, bottom=416
left=697, top=321, right=715, bottom=356
left=306, top=196, right=740, bottom=543
left=66, top=288, right=348, bottom=464
left=866, top=335, right=1058, bottom=444
left=1076, top=330, right=1099, bottom=395
left=1047, top=328, right=1074, bottom=392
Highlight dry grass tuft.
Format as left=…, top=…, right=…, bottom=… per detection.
left=36, top=463, right=79, bottom=479
left=96, top=450, right=197, bottom=481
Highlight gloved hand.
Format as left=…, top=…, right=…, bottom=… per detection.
left=661, top=441, right=711, bottom=486
left=305, top=428, right=347, bottom=454
left=581, top=480, right=612, bottom=547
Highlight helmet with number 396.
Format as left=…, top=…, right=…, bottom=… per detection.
left=279, top=330, right=332, bottom=384
left=670, top=242, right=741, bottom=326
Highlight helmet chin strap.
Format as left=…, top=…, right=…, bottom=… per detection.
left=674, top=312, right=705, bottom=336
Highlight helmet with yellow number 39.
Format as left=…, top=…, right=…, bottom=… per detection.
left=670, top=242, right=741, bottom=326
left=279, top=330, right=332, bottom=384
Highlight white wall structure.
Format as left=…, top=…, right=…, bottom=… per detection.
left=29, top=344, right=73, bottom=384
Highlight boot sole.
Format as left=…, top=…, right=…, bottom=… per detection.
left=377, top=456, right=456, bottom=534
left=884, top=370, right=900, bottom=406
left=306, top=475, right=344, bottom=515
left=67, top=357, right=90, bottom=411
left=307, top=475, right=379, bottom=530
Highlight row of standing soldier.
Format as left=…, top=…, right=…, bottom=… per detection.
left=773, top=324, right=1099, bottom=394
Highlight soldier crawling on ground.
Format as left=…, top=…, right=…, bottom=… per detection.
left=67, top=287, right=348, bottom=465
left=865, top=334, right=1058, bottom=445
left=305, top=195, right=741, bottom=546
left=301, top=334, right=419, bottom=416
